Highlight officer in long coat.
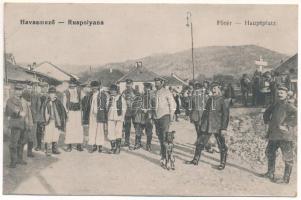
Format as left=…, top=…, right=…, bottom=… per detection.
left=260, top=85, right=297, bottom=184
left=5, top=84, right=27, bottom=168
left=31, top=82, right=48, bottom=151
left=186, top=82, right=230, bottom=170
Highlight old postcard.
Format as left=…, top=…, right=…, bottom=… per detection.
left=2, top=3, right=298, bottom=196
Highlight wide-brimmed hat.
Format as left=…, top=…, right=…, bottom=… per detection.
left=48, top=86, right=57, bottom=93
left=110, top=84, right=118, bottom=91
left=90, top=80, right=100, bottom=88
left=14, top=84, right=24, bottom=90
left=69, top=77, right=78, bottom=86
left=125, top=79, right=133, bottom=84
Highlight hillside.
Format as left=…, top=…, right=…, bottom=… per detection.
left=79, top=45, right=289, bottom=79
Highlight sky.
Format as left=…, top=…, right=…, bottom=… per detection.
left=4, top=4, right=298, bottom=67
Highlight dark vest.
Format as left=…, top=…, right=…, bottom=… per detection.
left=108, top=95, right=123, bottom=116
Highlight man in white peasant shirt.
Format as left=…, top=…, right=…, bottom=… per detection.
left=153, top=77, right=177, bottom=167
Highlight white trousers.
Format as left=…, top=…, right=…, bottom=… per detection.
left=88, top=115, right=105, bottom=146
left=65, top=111, right=83, bottom=144
left=44, top=120, right=60, bottom=143
left=107, top=120, right=123, bottom=141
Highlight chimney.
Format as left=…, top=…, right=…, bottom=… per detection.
left=32, top=62, right=36, bottom=70
left=136, top=61, right=142, bottom=72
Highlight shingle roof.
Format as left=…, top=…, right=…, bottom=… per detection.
left=5, top=60, right=37, bottom=83
left=117, top=66, right=162, bottom=82
left=274, top=54, right=298, bottom=74
left=163, top=73, right=188, bottom=86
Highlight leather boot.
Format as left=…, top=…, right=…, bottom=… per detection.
left=45, top=143, right=52, bottom=156
left=283, top=162, right=293, bottom=184
left=259, top=156, right=275, bottom=182
left=98, top=145, right=102, bottom=153
left=134, top=135, right=141, bottom=150
left=218, top=150, right=227, bottom=170
left=17, top=144, right=27, bottom=165
left=65, top=144, right=72, bottom=152
left=185, top=146, right=201, bottom=165
left=34, top=144, right=41, bottom=151
left=52, top=142, right=61, bottom=154
left=9, top=147, right=17, bottom=168
left=123, top=134, right=130, bottom=147
left=88, top=145, right=95, bottom=153
left=77, top=144, right=83, bottom=152
left=27, top=142, right=34, bottom=157
left=146, top=136, right=152, bottom=152
left=109, top=140, right=116, bottom=154
left=115, top=139, right=121, bottom=154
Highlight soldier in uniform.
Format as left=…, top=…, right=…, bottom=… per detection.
left=122, top=79, right=139, bottom=147
left=21, top=90, right=35, bottom=158
left=260, top=85, right=297, bottom=184
left=240, top=74, right=250, bottom=107
left=186, top=82, right=230, bottom=170
left=143, top=83, right=155, bottom=151
left=31, top=82, right=48, bottom=151
left=133, top=82, right=155, bottom=151
left=64, top=78, right=83, bottom=152
left=5, top=84, right=27, bottom=168
left=190, top=82, right=209, bottom=145
left=153, top=77, right=176, bottom=167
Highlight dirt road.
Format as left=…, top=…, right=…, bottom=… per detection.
left=3, top=108, right=297, bottom=196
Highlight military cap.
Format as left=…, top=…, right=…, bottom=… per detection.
left=278, top=85, right=288, bottom=92
left=48, top=86, right=57, bottom=93
left=125, top=79, right=133, bottom=84
left=154, top=77, right=165, bottom=82
left=210, top=81, right=220, bottom=88
left=110, top=84, right=118, bottom=91
left=194, top=81, right=203, bottom=88
left=90, top=80, right=100, bottom=88
left=14, top=84, right=24, bottom=90
left=203, top=80, right=210, bottom=85
left=22, top=89, right=31, bottom=102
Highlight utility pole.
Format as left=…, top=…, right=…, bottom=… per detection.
left=4, top=30, right=8, bottom=84
left=186, top=11, right=195, bottom=81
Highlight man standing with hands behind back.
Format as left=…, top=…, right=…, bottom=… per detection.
left=260, top=85, right=297, bottom=184
left=153, top=77, right=176, bottom=167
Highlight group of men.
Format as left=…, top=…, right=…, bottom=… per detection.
left=240, top=70, right=296, bottom=107
left=5, top=74, right=297, bottom=184
left=5, top=77, right=177, bottom=168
